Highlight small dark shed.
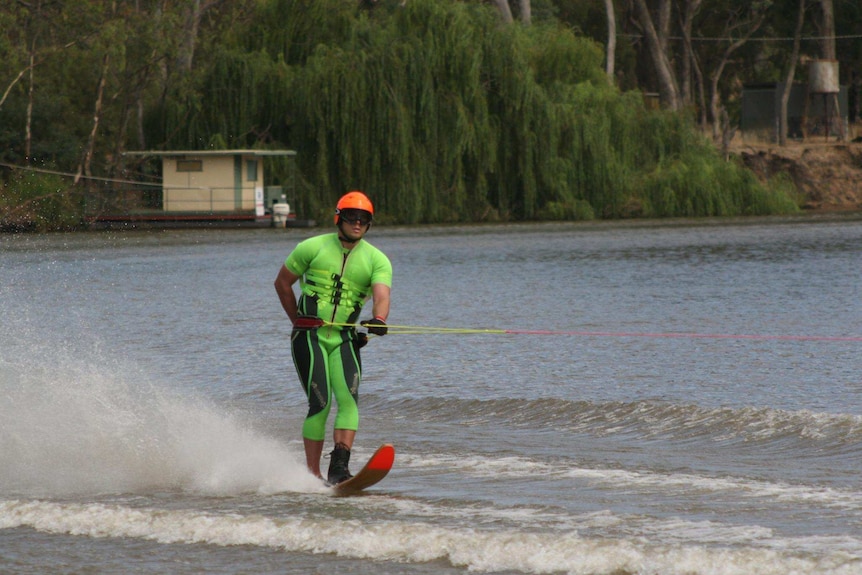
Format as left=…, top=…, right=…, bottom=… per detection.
left=741, top=82, right=848, bottom=143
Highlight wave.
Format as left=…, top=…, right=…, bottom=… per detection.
left=394, top=450, right=862, bottom=512
left=1, top=499, right=859, bottom=575
left=369, top=395, right=862, bottom=451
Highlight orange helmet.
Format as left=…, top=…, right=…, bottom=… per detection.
left=334, top=191, right=374, bottom=224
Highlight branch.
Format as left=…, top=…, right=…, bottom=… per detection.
left=0, top=39, right=79, bottom=110
left=0, top=68, right=28, bottom=110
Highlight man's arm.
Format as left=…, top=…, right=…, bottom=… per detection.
left=370, top=282, right=390, bottom=322
left=274, top=265, right=301, bottom=324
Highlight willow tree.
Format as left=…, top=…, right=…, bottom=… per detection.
left=149, top=0, right=796, bottom=223
left=281, top=0, right=505, bottom=223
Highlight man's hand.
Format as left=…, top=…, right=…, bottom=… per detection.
left=356, top=332, right=369, bottom=349
left=361, top=317, right=388, bottom=336
left=294, top=315, right=324, bottom=329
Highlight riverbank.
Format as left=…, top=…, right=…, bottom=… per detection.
left=731, top=140, right=862, bottom=212
left=3, top=141, right=861, bottom=233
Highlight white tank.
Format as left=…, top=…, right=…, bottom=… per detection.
left=808, top=60, right=839, bottom=94
left=272, top=203, right=290, bottom=228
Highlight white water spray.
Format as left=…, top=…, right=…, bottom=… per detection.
left=0, top=321, right=320, bottom=498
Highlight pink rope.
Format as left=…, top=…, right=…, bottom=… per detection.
left=499, top=329, right=862, bottom=342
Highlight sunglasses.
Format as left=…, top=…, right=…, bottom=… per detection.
left=339, top=209, right=372, bottom=226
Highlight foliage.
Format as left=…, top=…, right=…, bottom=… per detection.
left=162, top=0, right=793, bottom=224
left=0, top=172, right=81, bottom=232
left=0, top=0, right=806, bottom=231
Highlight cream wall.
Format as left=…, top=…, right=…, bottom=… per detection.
left=162, top=155, right=262, bottom=212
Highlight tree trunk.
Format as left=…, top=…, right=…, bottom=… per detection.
left=492, top=0, right=514, bottom=24
left=1, top=40, right=77, bottom=110
left=709, top=55, right=730, bottom=142
left=780, top=0, right=806, bottom=146
left=692, top=53, right=708, bottom=130
left=518, top=0, right=531, bottom=24
left=25, top=51, right=34, bottom=162
left=178, top=0, right=202, bottom=73
left=817, top=0, right=842, bottom=140
left=656, top=0, right=671, bottom=57
left=604, top=0, right=616, bottom=82
left=632, top=0, right=680, bottom=110
left=679, top=0, right=703, bottom=107
left=708, top=8, right=768, bottom=141
left=76, top=53, right=109, bottom=185
left=819, top=0, right=835, bottom=60
left=177, top=0, right=226, bottom=73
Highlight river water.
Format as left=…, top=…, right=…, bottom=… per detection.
left=1, top=217, right=860, bottom=574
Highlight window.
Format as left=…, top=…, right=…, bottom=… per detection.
left=176, top=159, right=203, bottom=172
left=246, top=160, right=258, bottom=181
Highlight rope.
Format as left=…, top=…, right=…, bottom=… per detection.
left=329, top=322, right=861, bottom=343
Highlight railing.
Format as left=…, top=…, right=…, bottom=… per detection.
left=162, top=186, right=248, bottom=212
left=84, top=185, right=254, bottom=217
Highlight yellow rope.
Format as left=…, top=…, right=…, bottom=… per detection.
left=326, top=322, right=506, bottom=334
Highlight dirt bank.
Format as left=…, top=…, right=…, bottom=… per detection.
left=731, top=141, right=862, bottom=212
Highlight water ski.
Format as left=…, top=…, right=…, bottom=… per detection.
left=330, top=443, right=395, bottom=494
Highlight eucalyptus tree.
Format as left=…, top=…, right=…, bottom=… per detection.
left=705, top=1, right=772, bottom=142
left=780, top=0, right=807, bottom=146
left=814, top=0, right=842, bottom=138
left=834, top=0, right=862, bottom=122
left=491, top=0, right=514, bottom=23
left=817, top=0, right=835, bottom=60
left=0, top=0, right=80, bottom=164
left=67, top=1, right=193, bottom=185
left=176, top=0, right=227, bottom=73
left=678, top=0, right=704, bottom=119
left=604, top=0, right=616, bottom=80
left=0, top=3, right=30, bottom=114
left=631, top=0, right=682, bottom=110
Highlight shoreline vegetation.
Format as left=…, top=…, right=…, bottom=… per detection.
left=3, top=206, right=860, bottom=236
left=2, top=0, right=860, bottom=233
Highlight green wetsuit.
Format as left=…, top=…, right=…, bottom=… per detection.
left=285, top=233, right=392, bottom=441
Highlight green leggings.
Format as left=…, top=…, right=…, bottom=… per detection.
left=291, top=326, right=362, bottom=441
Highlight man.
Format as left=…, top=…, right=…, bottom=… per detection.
left=274, top=191, right=392, bottom=485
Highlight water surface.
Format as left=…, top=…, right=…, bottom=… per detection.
left=1, top=217, right=860, bottom=574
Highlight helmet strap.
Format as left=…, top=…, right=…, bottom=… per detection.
left=337, top=219, right=361, bottom=245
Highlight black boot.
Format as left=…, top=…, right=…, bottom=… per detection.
left=327, top=443, right=353, bottom=485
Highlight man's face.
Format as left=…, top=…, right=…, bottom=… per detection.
left=338, top=209, right=372, bottom=242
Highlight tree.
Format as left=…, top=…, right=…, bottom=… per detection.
left=518, top=0, right=531, bottom=24
left=706, top=2, right=771, bottom=141
left=780, top=0, right=807, bottom=146
left=177, top=0, right=228, bottom=73
left=490, top=0, right=531, bottom=24
left=0, top=1, right=78, bottom=163
left=814, top=0, right=842, bottom=139
left=818, top=0, right=835, bottom=60
left=491, top=0, right=514, bottom=23
left=631, top=0, right=681, bottom=110
left=604, top=0, right=616, bottom=81
left=678, top=0, right=703, bottom=109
